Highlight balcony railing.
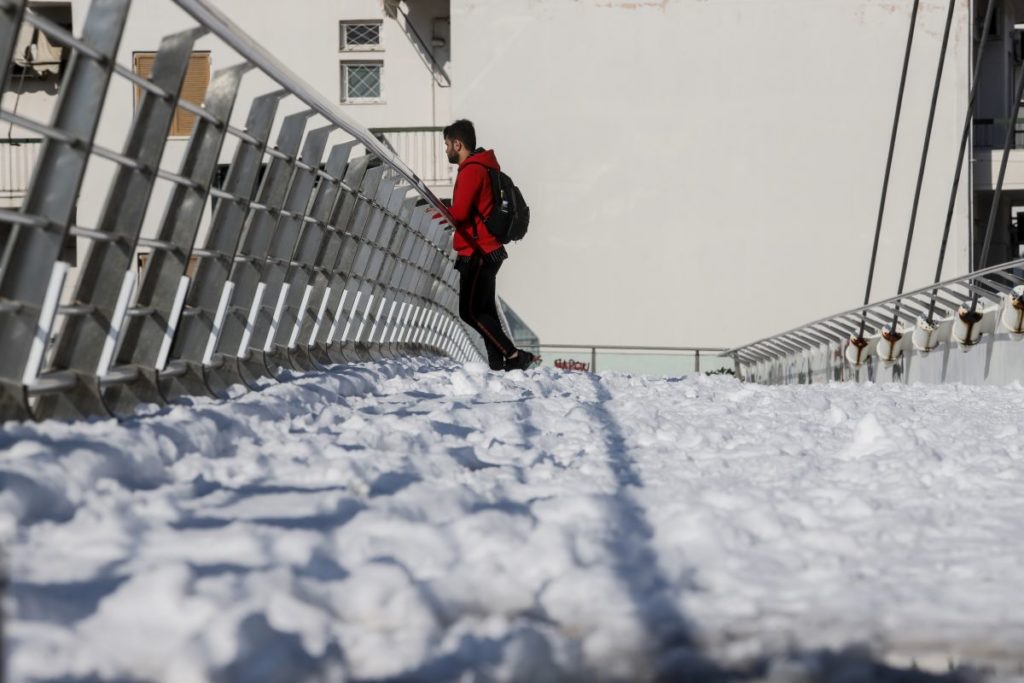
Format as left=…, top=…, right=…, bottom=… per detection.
left=0, top=137, right=41, bottom=203
left=371, top=126, right=454, bottom=186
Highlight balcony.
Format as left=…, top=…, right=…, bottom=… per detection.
left=370, top=126, right=454, bottom=190
left=0, top=137, right=42, bottom=208
left=973, top=118, right=1024, bottom=191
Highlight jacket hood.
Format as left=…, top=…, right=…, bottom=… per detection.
left=460, top=148, right=500, bottom=171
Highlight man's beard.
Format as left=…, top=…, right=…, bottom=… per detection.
left=447, top=152, right=459, bottom=164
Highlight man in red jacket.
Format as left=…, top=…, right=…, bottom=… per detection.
left=443, top=119, right=538, bottom=371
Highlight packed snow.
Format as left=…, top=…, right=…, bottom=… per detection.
left=2, top=359, right=1024, bottom=682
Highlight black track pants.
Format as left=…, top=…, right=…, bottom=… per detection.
left=457, top=255, right=516, bottom=369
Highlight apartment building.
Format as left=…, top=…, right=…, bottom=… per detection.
left=975, top=0, right=1024, bottom=270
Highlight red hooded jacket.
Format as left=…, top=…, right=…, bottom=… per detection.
left=450, top=149, right=504, bottom=256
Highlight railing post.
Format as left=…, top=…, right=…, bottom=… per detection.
left=299, top=153, right=369, bottom=365
left=349, top=184, right=412, bottom=358
left=36, top=27, right=208, bottom=420
left=104, top=64, right=248, bottom=413
left=168, top=90, right=283, bottom=373
left=370, top=194, right=418, bottom=353
left=375, top=197, right=418, bottom=354
left=335, top=174, right=397, bottom=357
left=420, top=220, right=450, bottom=352
left=406, top=218, right=441, bottom=351
left=322, top=164, right=385, bottom=363
left=244, top=124, right=333, bottom=377
left=269, top=141, right=355, bottom=365
left=695, top=349, right=700, bottom=373
left=367, top=195, right=418, bottom=356
left=387, top=207, right=427, bottom=355
left=211, top=109, right=314, bottom=385
left=0, top=0, right=130, bottom=421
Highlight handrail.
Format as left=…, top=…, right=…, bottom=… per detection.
left=536, top=343, right=727, bottom=353
left=729, top=257, right=1024, bottom=366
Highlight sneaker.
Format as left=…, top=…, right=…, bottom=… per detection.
left=504, top=350, right=540, bottom=371
left=486, top=348, right=505, bottom=372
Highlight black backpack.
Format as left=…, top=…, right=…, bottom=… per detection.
left=472, top=165, right=530, bottom=244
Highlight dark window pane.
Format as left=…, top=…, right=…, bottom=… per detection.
left=345, top=23, right=380, bottom=47
left=346, top=64, right=381, bottom=99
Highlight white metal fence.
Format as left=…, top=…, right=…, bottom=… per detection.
left=0, top=136, right=39, bottom=204
left=371, top=127, right=454, bottom=186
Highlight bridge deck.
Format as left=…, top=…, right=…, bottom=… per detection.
left=1, top=360, right=1021, bottom=680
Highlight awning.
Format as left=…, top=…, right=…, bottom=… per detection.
left=11, top=24, right=63, bottom=76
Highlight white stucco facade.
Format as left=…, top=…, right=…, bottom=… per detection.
left=450, top=0, right=975, bottom=348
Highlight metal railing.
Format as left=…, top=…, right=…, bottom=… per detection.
left=371, top=127, right=454, bottom=186
left=0, top=136, right=40, bottom=203
left=732, top=2, right=1024, bottom=387
left=728, top=258, right=1024, bottom=385
left=0, top=0, right=485, bottom=422
left=530, top=344, right=729, bottom=375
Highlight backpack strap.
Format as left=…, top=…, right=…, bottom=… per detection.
left=461, top=161, right=500, bottom=236
left=445, top=172, right=486, bottom=256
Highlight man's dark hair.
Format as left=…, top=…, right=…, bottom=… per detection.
left=443, top=119, right=476, bottom=151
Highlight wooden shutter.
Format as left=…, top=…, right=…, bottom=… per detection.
left=132, top=52, right=156, bottom=107
left=132, top=51, right=210, bottom=138
left=173, top=53, right=210, bottom=137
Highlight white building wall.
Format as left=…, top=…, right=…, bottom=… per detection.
left=450, top=0, right=972, bottom=349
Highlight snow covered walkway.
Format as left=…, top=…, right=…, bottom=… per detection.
left=2, top=360, right=1024, bottom=682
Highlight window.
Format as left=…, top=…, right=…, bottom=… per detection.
left=340, top=21, right=382, bottom=51
left=341, top=61, right=383, bottom=102
left=133, top=51, right=211, bottom=137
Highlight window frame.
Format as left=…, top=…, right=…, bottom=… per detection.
left=339, top=20, right=384, bottom=52
left=340, top=60, right=384, bottom=104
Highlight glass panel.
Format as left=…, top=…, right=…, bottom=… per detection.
left=346, top=64, right=381, bottom=99
left=345, top=23, right=380, bottom=47
left=593, top=351, right=697, bottom=377
left=696, top=355, right=735, bottom=375
left=533, top=347, right=734, bottom=378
